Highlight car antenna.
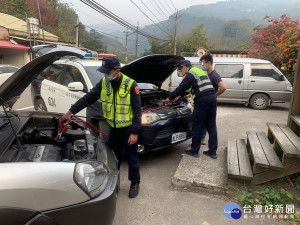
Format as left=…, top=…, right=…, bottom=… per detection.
left=0, top=97, right=23, bottom=151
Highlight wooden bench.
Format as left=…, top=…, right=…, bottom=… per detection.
left=227, top=137, right=253, bottom=180
left=246, top=131, right=283, bottom=174
left=267, top=123, right=300, bottom=159
left=289, top=115, right=300, bottom=136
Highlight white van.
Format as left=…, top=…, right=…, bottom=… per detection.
left=167, top=57, right=292, bottom=109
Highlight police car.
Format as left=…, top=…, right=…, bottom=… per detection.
left=31, top=48, right=193, bottom=153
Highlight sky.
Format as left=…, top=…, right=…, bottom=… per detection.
left=61, top=0, right=225, bottom=32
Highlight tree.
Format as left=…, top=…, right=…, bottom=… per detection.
left=0, top=0, right=33, bottom=20
left=248, top=15, right=300, bottom=67
left=177, top=24, right=210, bottom=55
left=278, top=26, right=300, bottom=73
left=28, top=0, right=55, bottom=29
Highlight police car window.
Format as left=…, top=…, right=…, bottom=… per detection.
left=0, top=66, right=8, bottom=73
left=7, top=66, right=18, bottom=73
left=83, top=66, right=104, bottom=86
left=215, top=64, right=243, bottom=78
left=40, top=64, right=64, bottom=82
left=251, top=63, right=280, bottom=78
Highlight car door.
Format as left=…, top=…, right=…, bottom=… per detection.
left=57, top=64, right=87, bottom=118
left=214, top=64, right=245, bottom=103
left=246, top=63, right=285, bottom=101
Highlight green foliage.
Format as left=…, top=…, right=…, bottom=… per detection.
left=0, top=0, right=33, bottom=20
left=80, top=28, right=106, bottom=51
left=237, top=191, right=255, bottom=207
left=177, top=24, right=210, bottom=55
left=294, top=175, right=300, bottom=186
left=237, top=187, right=294, bottom=207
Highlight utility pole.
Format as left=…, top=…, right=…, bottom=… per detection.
left=75, top=17, right=80, bottom=47
left=36, top=0, right=45, bottom=43
left=135, top=22, right=139, bottom=58
left=124, top=30, right=129, bottom=63
left=173, top=9, right=179, bottom=55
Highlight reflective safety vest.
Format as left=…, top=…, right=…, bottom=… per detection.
left=100, top=74, right=135, bottom=128
left=186, top=67, right=214, bottom=98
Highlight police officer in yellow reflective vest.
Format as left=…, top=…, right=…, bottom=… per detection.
left=59, top=56, right=142, bottom=198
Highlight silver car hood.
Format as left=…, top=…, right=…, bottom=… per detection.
left=0, top=45, right=85, bottom=108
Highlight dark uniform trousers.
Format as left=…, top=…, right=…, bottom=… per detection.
left=108, top=125, right=140, bottom=183
left=191, top=95, right=218, bottom=154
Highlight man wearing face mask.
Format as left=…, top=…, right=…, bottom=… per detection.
left=199, top=54, right=226, bottom=155
left=165, top=59, right=218, bottom=159
left=59, top=56, right=142, bottom=198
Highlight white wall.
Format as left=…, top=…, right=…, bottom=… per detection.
left=0, top=48, right=29, bottom=67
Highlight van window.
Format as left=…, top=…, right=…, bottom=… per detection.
left=251, top=63, right=280, bottom=78
left=215, top=64, right=244, bottom=78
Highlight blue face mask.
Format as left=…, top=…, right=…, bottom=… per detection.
left=201, top=65, right=207, bottom=71
left=105, top=70, right=117, bottom=82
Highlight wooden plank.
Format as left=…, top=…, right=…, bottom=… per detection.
left=278, top=124, right=300, bottom=158
left=267, top=123, right=300, bottom=157
left=290, top=115, right=300, bottom=127
left=256, top=131, right=283, bottom=170
left=253, top=161, right=300, bottom=185
left=227, top=137, right=240, bottom=178
left=236, top=139, right=253, bottom=179
left=282, top=155, right=300, bottom=165
left=247, top=131, right=269, bottom=168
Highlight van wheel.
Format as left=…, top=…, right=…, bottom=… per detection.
left=34, top=99, right=47, bottom=111
left=250, top=94, right=269, bottom=110
left=98, top=120, right=111, bottom=141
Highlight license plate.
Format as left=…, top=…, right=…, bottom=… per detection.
left=171, top=132, right=187, bottom=144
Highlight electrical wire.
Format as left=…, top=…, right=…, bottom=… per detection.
left=163, top=0, right=175, bottom=14
left=169, top=0, right=176, bottom=11
left=152, top=0, right=169, bottom=19
left=80, top=0, right=170, bottom=42
left=157, top=0, right=173, bottom=15
left=130, top=0, right=171, bottom=36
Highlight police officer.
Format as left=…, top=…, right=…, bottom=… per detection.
left=165, top=59, right=218, bottom=159
left=59, top=56, right=142, bottom=198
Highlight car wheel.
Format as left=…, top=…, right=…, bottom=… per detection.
left=34, top=98, right=48, bottom=111
left=250, top=93, right=269, bottom=110
left=98, top=120, right=111, bottom=141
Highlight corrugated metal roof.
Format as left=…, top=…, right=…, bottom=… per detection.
left=0, top=13, right=58, bottom=40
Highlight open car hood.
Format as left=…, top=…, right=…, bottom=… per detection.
left=121, top=54, right=184, bottom=87
left=0, top=45, right=85, bottom=108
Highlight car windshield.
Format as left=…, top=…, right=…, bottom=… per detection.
left=82, top=66, right=104, bottom=86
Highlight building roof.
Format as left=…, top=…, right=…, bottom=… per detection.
left=0, top=13, right=58, bottom=41
left=0, top=39, right=30, bottom=50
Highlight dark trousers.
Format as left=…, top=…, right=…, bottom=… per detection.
left=191, top=95, right=218, bottom=154
left=108, top=126, right=140, bottom=183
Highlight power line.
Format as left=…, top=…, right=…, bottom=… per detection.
left=163, top=0, right=175, bottom=14
left=133, top=0, right=172, bottom=35
left=169, top=0, right=176, bottom=11
left=153, top=0, right=169, bottom=18
left=147, top=0, right=168, bottom=21
left=157, top=0, right=173, bottom=15
left=79, top=0, right=170, bottom=42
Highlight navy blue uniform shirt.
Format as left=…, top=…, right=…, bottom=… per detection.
left=208, top=70, right=222, bottom=93
left=169, top=72, right=214, bottom=102
left=70, top=74, right=142, bottom=134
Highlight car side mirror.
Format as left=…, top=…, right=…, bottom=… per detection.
left=68, top=82, right=84, bottom=91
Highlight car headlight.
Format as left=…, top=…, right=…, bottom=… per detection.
left=286, top=86, right=293, bottom=91
left=141, top=112, right=159, bottom=124
left=74, top=161, right=108, bottom=198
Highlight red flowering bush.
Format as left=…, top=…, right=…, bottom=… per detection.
left=248, top=15, right=300, bottom=68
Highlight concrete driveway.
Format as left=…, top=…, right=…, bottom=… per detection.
left=113, top=102, right=292, bottom=225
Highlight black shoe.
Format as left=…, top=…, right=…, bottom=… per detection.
left=129, top=182, right=139, bottom=198
left=185, top=150, right=199, bottom=158
left=203, top=150, right=217, bottom=159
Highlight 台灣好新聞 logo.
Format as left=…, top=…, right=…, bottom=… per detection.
left=224, top=202, right=242, bottom=219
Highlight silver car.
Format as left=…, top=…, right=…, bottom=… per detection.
left=0, top=45, right=119, bottom=225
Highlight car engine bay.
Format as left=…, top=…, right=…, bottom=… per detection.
left=140, top=88, right=192, bottom=116
left=0, top=113, right=98, bottom=163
